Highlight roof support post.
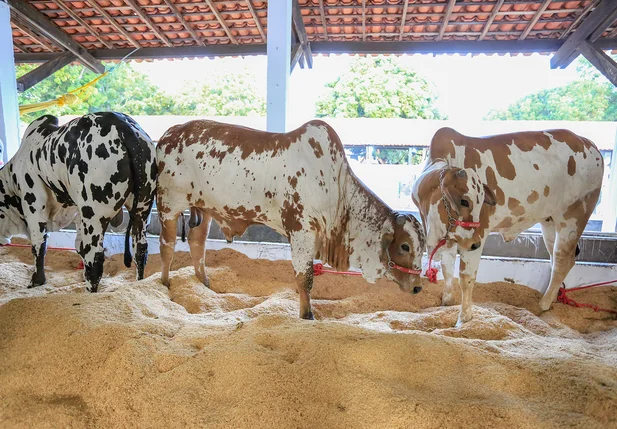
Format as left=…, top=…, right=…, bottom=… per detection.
left=0, top=0, right=20, bottom=164
left=266, top=0, right=292, bottom=132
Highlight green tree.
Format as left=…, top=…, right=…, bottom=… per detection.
left=16, top=62, right=176, bottom=123
left=174, top=71, right=266, bottom=116
left=485, top=57, right=617, bottom=121
left=315, top=56, right=446, bottom=119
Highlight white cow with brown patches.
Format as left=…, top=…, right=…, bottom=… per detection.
left=156, top=119, right=425, bottom=319
left=412, top=127, right=604, bottom=327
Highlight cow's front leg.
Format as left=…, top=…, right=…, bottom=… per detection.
left=440, top=243, right=458, bottom=306
left=289, top=232, right=316, bottom=320
left=28, top=222, right=48, bottom=288
left=456, top=248, right=483, bottom=327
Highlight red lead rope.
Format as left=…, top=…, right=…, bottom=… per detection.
left=313, top=263, right=362, bottom=277
left=426, top=239, right=447, bottom=284
left=557, top=280, right=617, bottom=314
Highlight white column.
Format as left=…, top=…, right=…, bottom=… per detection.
left=601, top=129, right=617, bottom=232
left=266, top=0, right=292, bottom=132
left=0, top=1, right=20, bottom=163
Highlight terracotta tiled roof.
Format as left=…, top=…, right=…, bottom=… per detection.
left=9, top=1, right=617, bottom=55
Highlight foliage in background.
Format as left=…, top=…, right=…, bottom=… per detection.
left=16, top=63, right=266, bottom=124
left=174, top=71, right=266, bottom=116
left=485, top=57, right=617, bottom=121
left=315, top=56, right=446, bottom=120
left=16, top=62, right=175, bottom=124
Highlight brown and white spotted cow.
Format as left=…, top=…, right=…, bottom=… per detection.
left=412, top=127, right=603, bottom=326
left=156, top=119, right=425, bottom=319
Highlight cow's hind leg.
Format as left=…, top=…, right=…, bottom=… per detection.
left=77, top=212, right=111, bottom=292
left=160, top=214, right=179, bottom=287
left=540, top=218, right=556, bottom=261
left=129, top=201, right=154, bottom=281
left=188, top=210, right=212, bottom=287
left=456, top=242, right=485, bottom=327
left=289, top=231, right=317, bottom=320
left=539, top=190, right=599, bottom=311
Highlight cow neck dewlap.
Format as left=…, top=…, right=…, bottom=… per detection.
left=344, top=172, right=392, bottom=279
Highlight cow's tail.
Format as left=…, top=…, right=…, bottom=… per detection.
left=116, top=115, right=150, bottom=269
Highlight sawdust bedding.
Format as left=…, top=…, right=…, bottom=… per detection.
left=0, top=239, right=616, bottom=429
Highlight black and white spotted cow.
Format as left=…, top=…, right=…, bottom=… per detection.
left=0, top=112, right=157, bottom=291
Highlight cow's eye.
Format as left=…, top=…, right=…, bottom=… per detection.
left=401, top=244, right=410, bottom=252
left=460, top=199, right=469, bottom=207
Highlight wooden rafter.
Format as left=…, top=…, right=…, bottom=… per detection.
left=123, top=0, right=172, bottom=47
left=17, top=52, right=76, bottom=92
left=85, top=0, right=141, bottom=48
left=362, top=0, right=366, bottom=42
left=559, top=0, right=601, bottom=39
left=519, top=0, right=552, bottom=40
left=8, top=0, right=104, bottom=73
left=578, top=41, right=617, bottom=86
left=161, top=0, right=205, bottom=46
left=291, top=43, right=303, bottom=72
left=552, top=0, right=617, bottom=68
left=54, top=0, right=113, bottom=49
left=479, top=0, right=505, bottom=41
left=245, top=0, right=266, bottom=42
left=204, top=0, right=238, bottom=44
left=437, top=0, right=457, bottom=41
left=318, top=0, right=328, bottom=41
left=399, top=0, right=410, bottom=41
left=292, top=0, right=313, bottom=69
left=11, top=16, right=55, bottom=52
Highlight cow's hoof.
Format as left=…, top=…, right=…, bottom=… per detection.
left=301, top=310, right=315, bottom=320
left=455, top=310, right=473, bottom=328
left=538, top=298, right=552, bottom=312
left=442, top=293, right=455, bottom=306
left=87, top=285, right=99, bottom=293
left=203, top=277, right=210, bottom=288
left=28, top=275, right=46, bottom=288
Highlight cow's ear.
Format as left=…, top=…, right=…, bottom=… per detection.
left=380, top=233, right=394, bottom=262
left=440, top=180, right=461, bottom=215
left=483, top=184, right=497, bottom=206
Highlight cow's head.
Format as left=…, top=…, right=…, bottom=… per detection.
left=419, top=167, right=496, bottom=253
left=380, top=213, right=425, bottom=294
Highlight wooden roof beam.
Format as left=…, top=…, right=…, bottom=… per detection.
left=8, top=0, right=104, bottom=73
left=437, top=0, right=457, bottom=41
left=559, top=0, right=600, bottom=39
left=123, top=0, right=172, bottom=47
left=399, top=0, right=410, bottom=41
left=17, top=51, right=76, bottom=92
left=10, top=15, right=55, bottom=52
left=578, top=41, right=617, bottom=87
left=245, top=0, right=266, bottom=42
left=520, top=0, right=552, bottom=40
left=204, top=0, right=238, bottom=44
left=361, top=0, right=366, bottom=42
left=292, top=0, right=313, bottom=69
left=479, top=0, right=505, bottom=41
left=551, top=0, right=617, bottom=69
left=161, top=0, right=205, bottom=46
left=85, top=0, right=140, bottom=49
left=318, top=0, right=328, bottom=41
left=54, top=0, right=113, bottom=49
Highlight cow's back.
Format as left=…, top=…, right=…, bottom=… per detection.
left=427, top=127, right=604, bottom=227
left=156, top=120, right=349, bottom=234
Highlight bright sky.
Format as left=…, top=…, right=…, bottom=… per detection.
left=133, top=53, right=580, bottom=123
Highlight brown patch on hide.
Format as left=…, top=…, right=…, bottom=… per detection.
left=484, top=167, right=505, bottom=206
left=533, top=164, right=539, bottom=170
left=428, top=128, right=457, bottom=160
left=495, top=217, right=513, bottom=229
left=568, top=156, right=576, bottom=176
left=157, top=124, right=185, bottom=155
left=308, top=137, right=324, bottom=158
left=544, top=186, right=550, bottom=197
left=281, top=200, right=304, bottom=233
left=527, top=191, right=539, bottom=204
left=315, top=210, right=352, bottom=272
left=507, top=198, right=525, bottom=216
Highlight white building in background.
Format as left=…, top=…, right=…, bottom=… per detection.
left=25, top=116, right=616, bottom=233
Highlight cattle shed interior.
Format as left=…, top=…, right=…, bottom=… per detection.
left=1, top=1, right=617, bottom=258
left=2, top=3, right=617, bottom=429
